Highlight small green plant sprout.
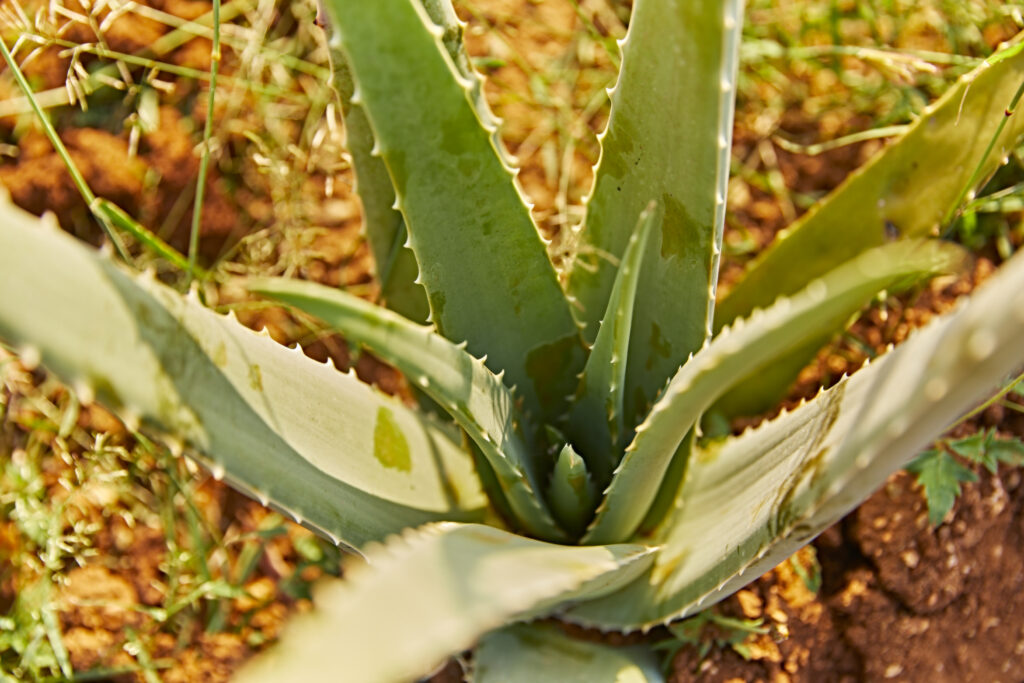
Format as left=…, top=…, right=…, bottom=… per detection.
left=908, top=429, right=1024, bottom=526
left=654, top=609, right=770, bottom=668
left=4, top=0, right=1024, bottom=680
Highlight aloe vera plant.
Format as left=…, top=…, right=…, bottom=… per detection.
left=3, top=1, right=1024, bottom=681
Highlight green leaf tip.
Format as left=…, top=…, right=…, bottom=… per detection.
left=568, top=0, right=743, bottom=432
left=548, top=443, right=597, bottom=538
left=322, top=0, right=584, bottom=425
left=566, top=201, right=659, bottom=485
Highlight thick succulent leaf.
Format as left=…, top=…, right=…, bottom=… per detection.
left=718, top=38, right=1024, bottom=326
left=582, top=239, right=966, bottom=545
left=0, top=199, right=486, bottom=552
left=567, top=0, right=743, bottom=428
left=329, top=0, right=479, bottom=324
left=565, top=202, right=657, bottom=484
left=473, top=623, right=664, bottom=683
left=248, top=278, right=567, bottom=542
left=568, top=246, right=1024, bottom=630
left=332, top=57, right=428, bottom=323
left=236, top=523, right=656, bottom=683
left=712, top=240, right=965, bottom=417
left=547, top=443, right=597, bottom=538
left=322, top=0, right=584, bottom=423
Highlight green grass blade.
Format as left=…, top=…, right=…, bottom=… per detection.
left=0, top=198, right=486, bottom=551
left=547, top=443, right=596, bottom=538
left=719, top=37, right=1024, bottom=326
left=566, top=0, right=743, bottom=428
left=473, top=623, right=664, bottom=683
left=188, top=0, right=222, bottom=280
left=568, top=246, right=1024, bottom=631
left=322, top=0, right=584, bottom=423
left=92, top=199, right=209, bottom=280
left=330, top=0, right=492, bottom=325
left=236, top=523, right=656, bottom=683
left=565, top=202, right=657, bottom=484
left=582, top=239, right=966, bottom=545
left=248, top=277, right=567, bottom=541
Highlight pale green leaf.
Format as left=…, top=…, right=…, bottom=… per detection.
left=330, top=0, right=482, bottom=324
left=473, top=623, right=664, bottom=683
left=331, top=55, right=427, bottom=323
left=547, top=443, right=596, bottom=538
left=567, top=0, right=743, bottom=428
left=236, top=523, right=656, bottom=683
left=567, top=245, right=1024, bottom=629
left=565, top=202, right=658, bottom=484
left=719, top=38, right=1024, bottom=326
left=0, top=199, right=486, bottom=551
left=323, top=0, right=584, bottom=423
left=583, top=239, right=965, bottom=545
left=248, top=278, right=566, bottom=541
left=712, top=239, right=964, bottom=417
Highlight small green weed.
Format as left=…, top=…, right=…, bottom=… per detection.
left=654, top=609, right=770, bottom=670
left=907, top=428, right=1024, bottom=526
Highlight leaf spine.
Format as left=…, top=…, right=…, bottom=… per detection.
left=18, top=344, right=41, bottom=370
left=166, top=437, right=184, bottom=457
left=121, top=410, right=141, bottom=432
left=73, top=379, right=96, bottom=405
left=39, top=210, right=60, bottom=230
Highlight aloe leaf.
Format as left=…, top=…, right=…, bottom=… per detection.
left=582, top=239, right=966, bottom=545
left=236, top=523, right=656, bottom=683
left=248, top=278, right=567, bottom=542
left=566, top=202, right=657, bottom=483
left=332, top=57, right=428, bottom=324
left=0, top=198, right=487, bottom=552
left=330, top=0, right=477, bottom=324
left=567, top=0, right=743, bottom=428
left=547, top=443, right=597, bottom=538
left=568, top=246, right=1024, bottom=630
left=323, top=0, right=584, bottom=423
left=713, top=241, right=965, bottom=417
left=718, top=38, right=1024, bottom=326
left=473, top=623, right=664, bottom=683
